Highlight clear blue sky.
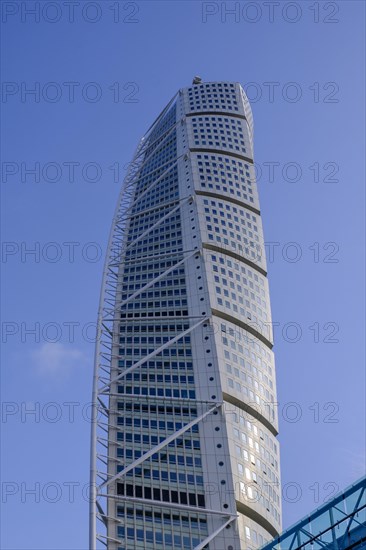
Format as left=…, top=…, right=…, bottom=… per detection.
left=1, top=1, right=365, bottom=548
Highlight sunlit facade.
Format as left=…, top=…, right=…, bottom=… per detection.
left=90, top=79, right=281, bottom=549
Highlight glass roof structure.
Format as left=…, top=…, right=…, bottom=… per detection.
left=260, top=476, right=366, bottom=550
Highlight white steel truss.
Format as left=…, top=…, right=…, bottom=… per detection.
left=90, top=131, right=150, bottom=549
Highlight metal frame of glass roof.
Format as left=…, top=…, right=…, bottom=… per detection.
left=260, top=476, right=366, bottom=550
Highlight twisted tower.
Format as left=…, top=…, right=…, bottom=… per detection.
left=90, top=80, right=281, bottom=549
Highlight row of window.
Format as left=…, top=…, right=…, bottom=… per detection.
left=186, top=90, right=240, bottom=115
left=119, top=323, right=189, bottom=333
left=117, top=360, right=193, bottom=372
left=126, top=215, right=182, bottom=237
left=121, top=287, right=187, bottom=300
left=119, top=467, right=204, bottom=486
left=122, top=262, right=185, bottom=274
left=117, top=385, right=196, bottom=399
left=116, top=402, right=197, bottom=417
left=118, top=348, right=191, bottom=360
left=117, top=506, right=207, bottom=529
left=124, top=242, right=184, bottom=260
left=193, top=127, right=245, bottom=149
left=188, top=97, right=239, bottom=111
left=119, top=335, right=190, bottom=345
left=117, top=416, right=199, bottom=434
left=189, top=82, right=236, bottom=90
left=116, top=432, right=201, bottom=451
left=120, top=309, right=188, bottom=319
left=118, top=345, right=191, bottom=356
left=117, top=525, right=201, bottom=548
left=117, top=448, right=202, bottom=468
left=124, top=241, right=183, bottom=260
left=122, top=275, right=186, bottom=286
left=121, top=373, right=195, bottom=384
left=117, top=483, right=206, bottom=508
left=128, top=230, right=182, bottom=246
left=120, top=298, right=188, bottom=311
left=118, top=347, right=191, bottom=358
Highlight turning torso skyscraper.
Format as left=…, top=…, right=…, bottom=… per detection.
left=90, top=79, right=281, bottom=550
